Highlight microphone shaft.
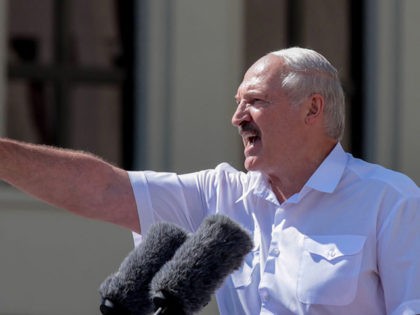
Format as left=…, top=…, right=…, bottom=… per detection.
left=153, top=307, right=165, bottom=315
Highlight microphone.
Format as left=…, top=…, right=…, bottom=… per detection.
left=99, top=222, right=189, bottom=315
left=150, top=214, right=253, bottom=315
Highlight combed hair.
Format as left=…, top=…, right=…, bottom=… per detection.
left=270, top=47, right=345, bottom=140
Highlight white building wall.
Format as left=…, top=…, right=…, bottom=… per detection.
left=398, top=0, right=420, bottom=183
left=0, top=0, right=243, bottom=314
left=135, top=0, right=244, bottom=173
left=134, top=1, right=244, bottom=313
left=0, top=192, right=134, bottom=314
left=365, top=0, right=420, bottom=184
left=0, top=1, right=134, bottom=314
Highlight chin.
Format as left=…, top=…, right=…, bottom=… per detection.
left=244, top=156, right=261, bottom=172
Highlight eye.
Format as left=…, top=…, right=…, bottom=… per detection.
left=250, top=98, right=268, bottom=107
left=234, top=96, right=269, bottom=109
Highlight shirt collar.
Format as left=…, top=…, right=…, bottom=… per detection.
left=236, top=143, right=348, bottom=205
left=304, top=142, right=348, bottom=194
left=235, top=171, right=279, bottom=205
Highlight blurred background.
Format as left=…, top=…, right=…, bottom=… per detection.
left=0, top=0, right=419, bottom=314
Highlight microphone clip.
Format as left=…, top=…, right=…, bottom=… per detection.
left=100, top=298, right=130, bottom=315
left=152, top=290, right=187, bottom=315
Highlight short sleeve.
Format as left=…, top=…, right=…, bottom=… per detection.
left=377, top=195, right=420, bottom=314
left=128, top=163, right=251, bottom=250
left=128, top=170, right=208, bottom=235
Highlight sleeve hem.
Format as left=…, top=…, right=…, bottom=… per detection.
left=127, top=171, right=156, bottom=237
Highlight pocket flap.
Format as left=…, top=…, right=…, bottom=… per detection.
left=303, top=235, right=366, bottom=261
left=231, top=244, right=259, bottom=288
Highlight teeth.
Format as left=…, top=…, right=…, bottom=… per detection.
left=246, top=136, right=257, bottom=145
left=242, top=130, right=259, bottom=146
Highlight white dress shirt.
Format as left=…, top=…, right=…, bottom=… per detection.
left=129, top=143, right=420, bottom=315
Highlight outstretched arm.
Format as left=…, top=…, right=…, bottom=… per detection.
left=0, top=138, right=140, bottom=233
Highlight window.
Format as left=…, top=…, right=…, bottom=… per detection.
left=6, top=0, right=135, bottom=167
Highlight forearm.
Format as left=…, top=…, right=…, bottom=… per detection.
left=0, top=138, right=140, bottom=232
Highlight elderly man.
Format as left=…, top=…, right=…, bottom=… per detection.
left=1, top=47, right=419, bottom=314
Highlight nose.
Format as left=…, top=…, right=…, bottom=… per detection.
left=231, top=101, right=250, bottom=127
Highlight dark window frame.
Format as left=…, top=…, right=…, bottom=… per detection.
left=7, top=0, right=135, bottom=168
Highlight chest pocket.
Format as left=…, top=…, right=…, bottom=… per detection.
left=230, top=242, right=260, bottom=289
left=297, top=235, right=366, bottom=306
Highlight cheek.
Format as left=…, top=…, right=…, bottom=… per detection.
left=261, top=116, right=285, bottom=139
left=267, top=108, right=302, bottom=133
left=261, top=116, right=301, bottom=150
left=254, top=107, right=302, bottom=141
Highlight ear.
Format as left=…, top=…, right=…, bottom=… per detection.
left=305, top=93, right=324, bottom=125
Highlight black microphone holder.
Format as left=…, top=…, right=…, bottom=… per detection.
left=100, top=298, right=130, bottom=315
left=152, top=290, right=187, bottom=315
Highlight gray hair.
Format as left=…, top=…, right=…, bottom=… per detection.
left=270, top=47, right=345, bottom=140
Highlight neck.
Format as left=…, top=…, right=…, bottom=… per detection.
left=268, top=141, right=337, bottom=203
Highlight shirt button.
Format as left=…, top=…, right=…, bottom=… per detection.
left=260, top=289, right=270, bottom=302
left=328, top=248, right=336, bottom=258
left=271, top=247, right=280, bottom=257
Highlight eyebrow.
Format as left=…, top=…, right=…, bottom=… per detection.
left=236, top=90, right=268, bottom=101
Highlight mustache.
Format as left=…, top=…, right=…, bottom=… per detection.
left=238, top=122, right=260, bottom=135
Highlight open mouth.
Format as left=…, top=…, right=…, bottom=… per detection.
left=246, top=135, right=260, bottom=145
left=239, top=122, right=261, bottom=148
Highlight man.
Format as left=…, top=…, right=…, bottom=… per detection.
left=0, top=47, right=419, bottom=314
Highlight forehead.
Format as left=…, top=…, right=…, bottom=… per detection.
left=236, top=55, right=285, bottom=97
